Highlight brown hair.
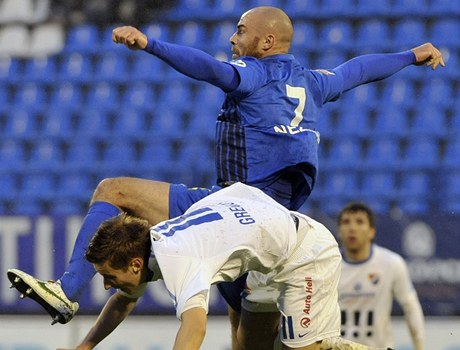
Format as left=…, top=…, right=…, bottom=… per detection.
left=338, top=201, right=376, bottom=228
left=85, top=212, right=151, bottom=270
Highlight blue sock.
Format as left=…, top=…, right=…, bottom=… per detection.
left=59, top=201, right=121, bottom=301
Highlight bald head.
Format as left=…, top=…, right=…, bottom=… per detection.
left=244, top=7, right=293, bottom=46
left=230, top=6, right=293, bottom=59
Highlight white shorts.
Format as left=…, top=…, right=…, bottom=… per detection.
left=242, top=214, right=342, bottom=348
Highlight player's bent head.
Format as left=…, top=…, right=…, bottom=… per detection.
left=86, top=213, right=151, bottom=270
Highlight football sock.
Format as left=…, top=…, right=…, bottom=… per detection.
left=59, top=201, right=121, bottom=301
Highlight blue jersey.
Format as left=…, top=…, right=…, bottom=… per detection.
left=217, top=54, right=340, bottom=209
left=145, top=39, right=415, bottom=211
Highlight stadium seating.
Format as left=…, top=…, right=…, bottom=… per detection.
left=1, top=1, right=459, bottom=216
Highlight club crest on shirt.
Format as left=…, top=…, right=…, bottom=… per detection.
left=314, top=69, right=335, bottom=76
left=368, top=273, right=380, bottom=285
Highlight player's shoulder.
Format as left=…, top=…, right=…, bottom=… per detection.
left=373, top=244, right=406, bottom=266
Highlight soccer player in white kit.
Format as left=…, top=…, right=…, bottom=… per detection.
left=337, top=202, right=425, bottom=350
left=67, top=182, right=343, bottom=350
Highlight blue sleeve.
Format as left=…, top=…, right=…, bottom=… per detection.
left=144, top=38, right=239, bottom=92
left=313, top=50, right=416, bottom=103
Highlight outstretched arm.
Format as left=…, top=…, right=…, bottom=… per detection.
left=316, top=42, right=445, bottom=102
left=173, top=307, right=207, bottom=350
left=57, top=293, right=138, bottom=350
left=112, top=26, right=239, bottom=92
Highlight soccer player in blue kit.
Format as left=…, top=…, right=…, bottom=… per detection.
left=8, top=5, right=444, bottom=349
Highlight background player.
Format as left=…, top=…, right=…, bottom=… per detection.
left=337, top=202, right=425, bottom=350
left=8, top=5, right=443, bottom=348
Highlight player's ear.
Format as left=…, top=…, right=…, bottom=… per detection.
left=262, top=34, right=275, bottom=50
left=130, top=258, right=143, bottom=273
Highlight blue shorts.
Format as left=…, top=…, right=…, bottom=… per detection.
left=168, top=184, right=221, bottom=218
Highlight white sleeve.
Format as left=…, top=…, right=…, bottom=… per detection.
left=392, top=256, right=425, bottom=350
left=179, top=291, right=209, bottom=320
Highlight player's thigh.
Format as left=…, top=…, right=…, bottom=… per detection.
left=91, top=177, right=171, bottom=224
left=237, top=307, right=280, bottom=350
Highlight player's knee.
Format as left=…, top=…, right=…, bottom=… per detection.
left=91, top=177, right=127, bottom=204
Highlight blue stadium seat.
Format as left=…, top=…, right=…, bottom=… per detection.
left=93, top=51, right=129, bottom=83
left=441, top=137, right=460, bottom=170
left=100, top=140, right=137, bottom=166
left=380, top=78, right=415, bottom=106
left=355, top=0, right=391, bottom=16
left=372, top=105, right=409, bottom=137
left=138, top=139, right=175, bottom=172
left=5, top=108, right=39, bottom=138
left=439, top=171, right=460, bottom=212
left=291, top=21, right=317, bottom=50
left=418, top=77, right=452, bottom=107
left=391, top=0, right=428, bottom=15
left=317, top=172, right=358, bottom=213
left=208, top=21, right=235, bottom=52
left=128, top=53, right=165, bottom=83
left=28, top=139, right=64, bottom=171
left=356, top=20, right=390, bottom=49
left=392, top=20, right=426, bottom=47
left=122, top=81, right=158, bottom=109
left=335, top=105, right=371, bottom=138
left=64, top=24, right=100, bottom=53
left=284, top=0, right=319, bottom=18
left=430, top=19, right=460, bottom=47
left=341, top=83, right=379, bottom=108
left=402, top=137, right=439, bottom=169
left=313, top=49, right=347, bottom=70
left=11, top=198, right=43, bottom=215
left=74, top=108, right=110, bottom=137
left=64, top=139, right=99, bottom=171
left=49, top=82, right=83, bottom=109
left=410, top=104, right=447, bottom=137
left=428, top=0, right=460, bottom=15
left=20, top=173, right=55, bottom=200
left=191, top=82, right=224, bottom=113
left=207, top=0, right=246, bottom=20
left=157, top=82, right=192, bottom=112
left=317, top=0, right=355, bottom=17
left=21, top=56, right=57, bottom=83
left=397, top=171, right=431, bottom=214
left=324, top=138, right=362, bottom=170
left=0, top=172, right=17, bottom=200
left=165, top=0, right=211, bottom=20
left=41, top=107, right=74, bottom=138
left=249, top=0, right=282, bottom=8
left=50, top=198, right=85, bottom=215
left=55, top=173, right=92, bottom=200
left=85, top=82, right=119, bottom=109
left=0, top=56, right=20, bottom=81
left=111, top=108, right=147, bottom=137
left=13, top=82, right=47, bottom=110
left=173, top=21, right=207, bottom=49
left=176, top=138, right=214, bottom=172
left=141, top=23, right=171, bottom=42
left=318, top=21, right=353, bottom=49
left=360, top=171, right=397, bottom=198
left=149, top=104, right=186, bottom=139
left=59, top=53, right=92, bottom=83
left=0, top=139, right=25, bottom=170
left=364, top=137, right=401, bottom=170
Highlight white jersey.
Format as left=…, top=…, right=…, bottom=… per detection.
left=134, top=182, right=341, bottom=348
left=338, top=244, right=425, bottom=349
left=149, top=182, right=298, bottom=317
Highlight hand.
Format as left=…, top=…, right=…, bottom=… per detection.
left=411, top=42, right=445, bottom=70
left=112, top=26, right=148, bottom=50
